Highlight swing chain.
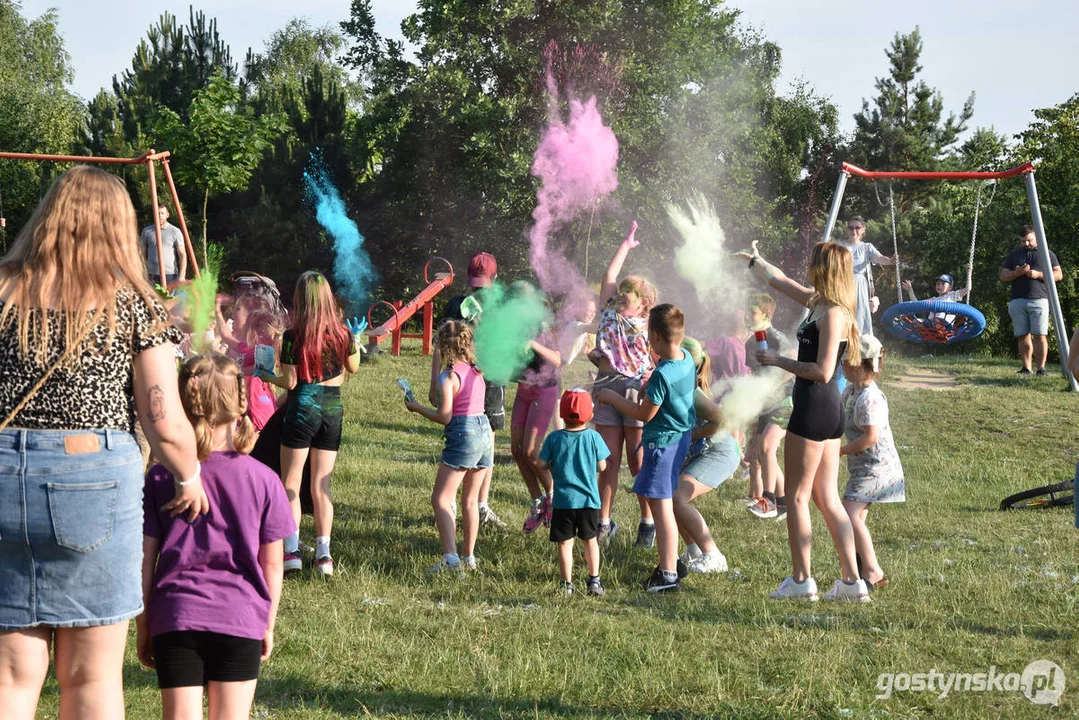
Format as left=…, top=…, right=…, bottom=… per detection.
left=965, top=180, right=997, bottom=306
left=889, top=184, right=901, bottom=304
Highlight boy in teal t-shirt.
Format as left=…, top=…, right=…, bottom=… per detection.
left=597, top=304, right=695, bottom=592
left=537, top=389, right=610, bottom=596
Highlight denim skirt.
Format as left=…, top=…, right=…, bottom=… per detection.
left=0, top=429, right=145, bottom=629
left=682, top=432, right=742, bottom=489
left=441, top=415, right=493, bottom=470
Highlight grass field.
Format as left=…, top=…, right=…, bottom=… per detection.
left=38, top=342, right=1079, bottom=718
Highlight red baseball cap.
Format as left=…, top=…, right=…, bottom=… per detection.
left=467, top=252, right=497, bottom=287
left=559, top=388, right=593, bottom=424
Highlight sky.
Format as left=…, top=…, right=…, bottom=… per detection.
left=20, top=0, right=1079, bottom=142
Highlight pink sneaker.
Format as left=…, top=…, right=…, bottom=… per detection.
left=522, top=501, right=544, bottom=534
left=541, top=495, right=553, bottom=527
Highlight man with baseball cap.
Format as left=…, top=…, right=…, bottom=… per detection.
left=838, top=216, right=897, bottom=336
left=429, top=251, right=507, bottom=527
left=1001, top=225, right=1063, bottom=375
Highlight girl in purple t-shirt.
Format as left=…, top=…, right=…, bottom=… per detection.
left=138, top=354, right=296, bottom=718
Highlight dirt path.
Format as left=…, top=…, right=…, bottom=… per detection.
left=887, top=368, right=959, bottom=391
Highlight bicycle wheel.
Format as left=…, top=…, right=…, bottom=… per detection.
left=999, top=481, right=1074, bottom=511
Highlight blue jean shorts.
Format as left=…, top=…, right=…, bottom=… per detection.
left=682, top=433, right=742, bottom=489
left=1008, top=298, right=1050, bottom=336
left=441, top=415, right=493, bottom=470
left=0, top=429, right=145, bottom=629
left=632, top=431, right=692, bottom=500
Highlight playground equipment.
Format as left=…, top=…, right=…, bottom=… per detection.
left=821, top=161, right=1078, bottom=391
left=0, top=149, right=200, bottom=283
left=365, top=257, right=454, bottom=356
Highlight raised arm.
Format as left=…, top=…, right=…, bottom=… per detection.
left=761, top=305, right=845, bottom=384
left=599, top=221, right=639, bottom=302
left=901, top=279, right=918, bottom=302
left=733, top=242, right=814, bottom=308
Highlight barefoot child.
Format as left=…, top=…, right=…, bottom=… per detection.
left=536, top=389, right=610, bottom=595
left=589, top=221, right=659, bottom=547
left=597, top=304, right=696, bottom=592
left=138, top=355, right=295, bottom=719
left=407, top=320, right=494, bottom=572
left=839, top=334, right=904, bottom=590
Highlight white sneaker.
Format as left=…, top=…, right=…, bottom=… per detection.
left=822, top=578, right=871, bottom=603
left=689, top=551, right=728, bottom=574
left=769, top=576, right=819, bottom=601
left=679, top=545, right=703, bottom=565
left=461, top=555, right=477, bottom=570
left=478, top=505, right=507, bottom=528
left=428, top=556, right=463, bottom=574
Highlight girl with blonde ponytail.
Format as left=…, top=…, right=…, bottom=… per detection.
left=139, top=353, right=295, bottom=718
left=734, top=241, right=868, bottom=604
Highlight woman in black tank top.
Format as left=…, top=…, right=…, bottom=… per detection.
left=736, top=242, right=870, bottom=603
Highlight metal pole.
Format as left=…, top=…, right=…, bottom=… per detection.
left=146, top=152, right=168, bottom=285
left=821, top=170, right=849, bottom=243
left=161, top=158, right=200, bottom=279
left=1023, top=171, right=1077, bottom=391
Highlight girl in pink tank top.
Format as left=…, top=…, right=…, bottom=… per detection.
left=405, top=320, right=493, bottom=572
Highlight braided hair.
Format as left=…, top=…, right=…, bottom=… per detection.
left=178, top=354, right=256, bottom=460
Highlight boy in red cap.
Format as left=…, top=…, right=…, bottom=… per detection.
left=536, top=389, right=611, bottom=595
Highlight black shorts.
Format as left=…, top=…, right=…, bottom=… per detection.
left=484, top=381, right=505, bottom=431
left=281, top=384, right=344, bottom=451
left=549, top=507, right=600, bottom=542
left=153, top=631, right=262, bottom=688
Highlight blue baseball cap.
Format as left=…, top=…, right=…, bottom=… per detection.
left=936, top=274, right=954, bottom=286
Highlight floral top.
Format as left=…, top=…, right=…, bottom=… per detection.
left=841, top=381, right=905, bottom=503
left=588, top=298, right=652, bottom=379
left=0, top=286, right=181, bottom=432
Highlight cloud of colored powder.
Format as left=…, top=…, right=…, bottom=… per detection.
left=528, top=68, right=619, bottom=310
left=304, top=156, right=376, bottom=313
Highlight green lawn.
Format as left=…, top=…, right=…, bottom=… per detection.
left=39, top=343, right=1079, bottom=718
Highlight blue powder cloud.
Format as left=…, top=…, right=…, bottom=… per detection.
left=303, top=157, right=376, bottom=313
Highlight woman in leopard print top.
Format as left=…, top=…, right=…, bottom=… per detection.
left=0, top=165, right=204, bottom=717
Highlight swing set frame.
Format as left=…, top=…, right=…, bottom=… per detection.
left=0, top=149, right=201, bottom=284
left=821, top=161, right=1077, bottom=392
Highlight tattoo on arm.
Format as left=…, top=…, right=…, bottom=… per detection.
left=148, top=385, right=165, bottom=422
left=774, top=356, right=819, bottom=378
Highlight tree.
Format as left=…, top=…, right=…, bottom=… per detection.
left=340, top=0, right=840, bottom=295
left=153, top=74, right=286, bottom=264
left=0, top=0, right=84, bottom=239
left=111, top=7, right=236, bottom=141
left=849, top=28, right=974, bottom=173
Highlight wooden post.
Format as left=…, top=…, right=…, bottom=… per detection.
left=145, top=152, right=168, bottom=284
left=392, top=300, right=403, bottom=356
left=161, top=158, right=200, bottom=278
left=422, top=301, right=434, bottom=355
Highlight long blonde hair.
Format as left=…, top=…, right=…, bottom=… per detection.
left=808, top=242, right=860, bottom=365
left=0, top=165, right=159, bottom=363
left=179, top=354, right=256, bottom=461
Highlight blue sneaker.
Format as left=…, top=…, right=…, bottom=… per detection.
left=635, top=522, right=656, bottom=548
